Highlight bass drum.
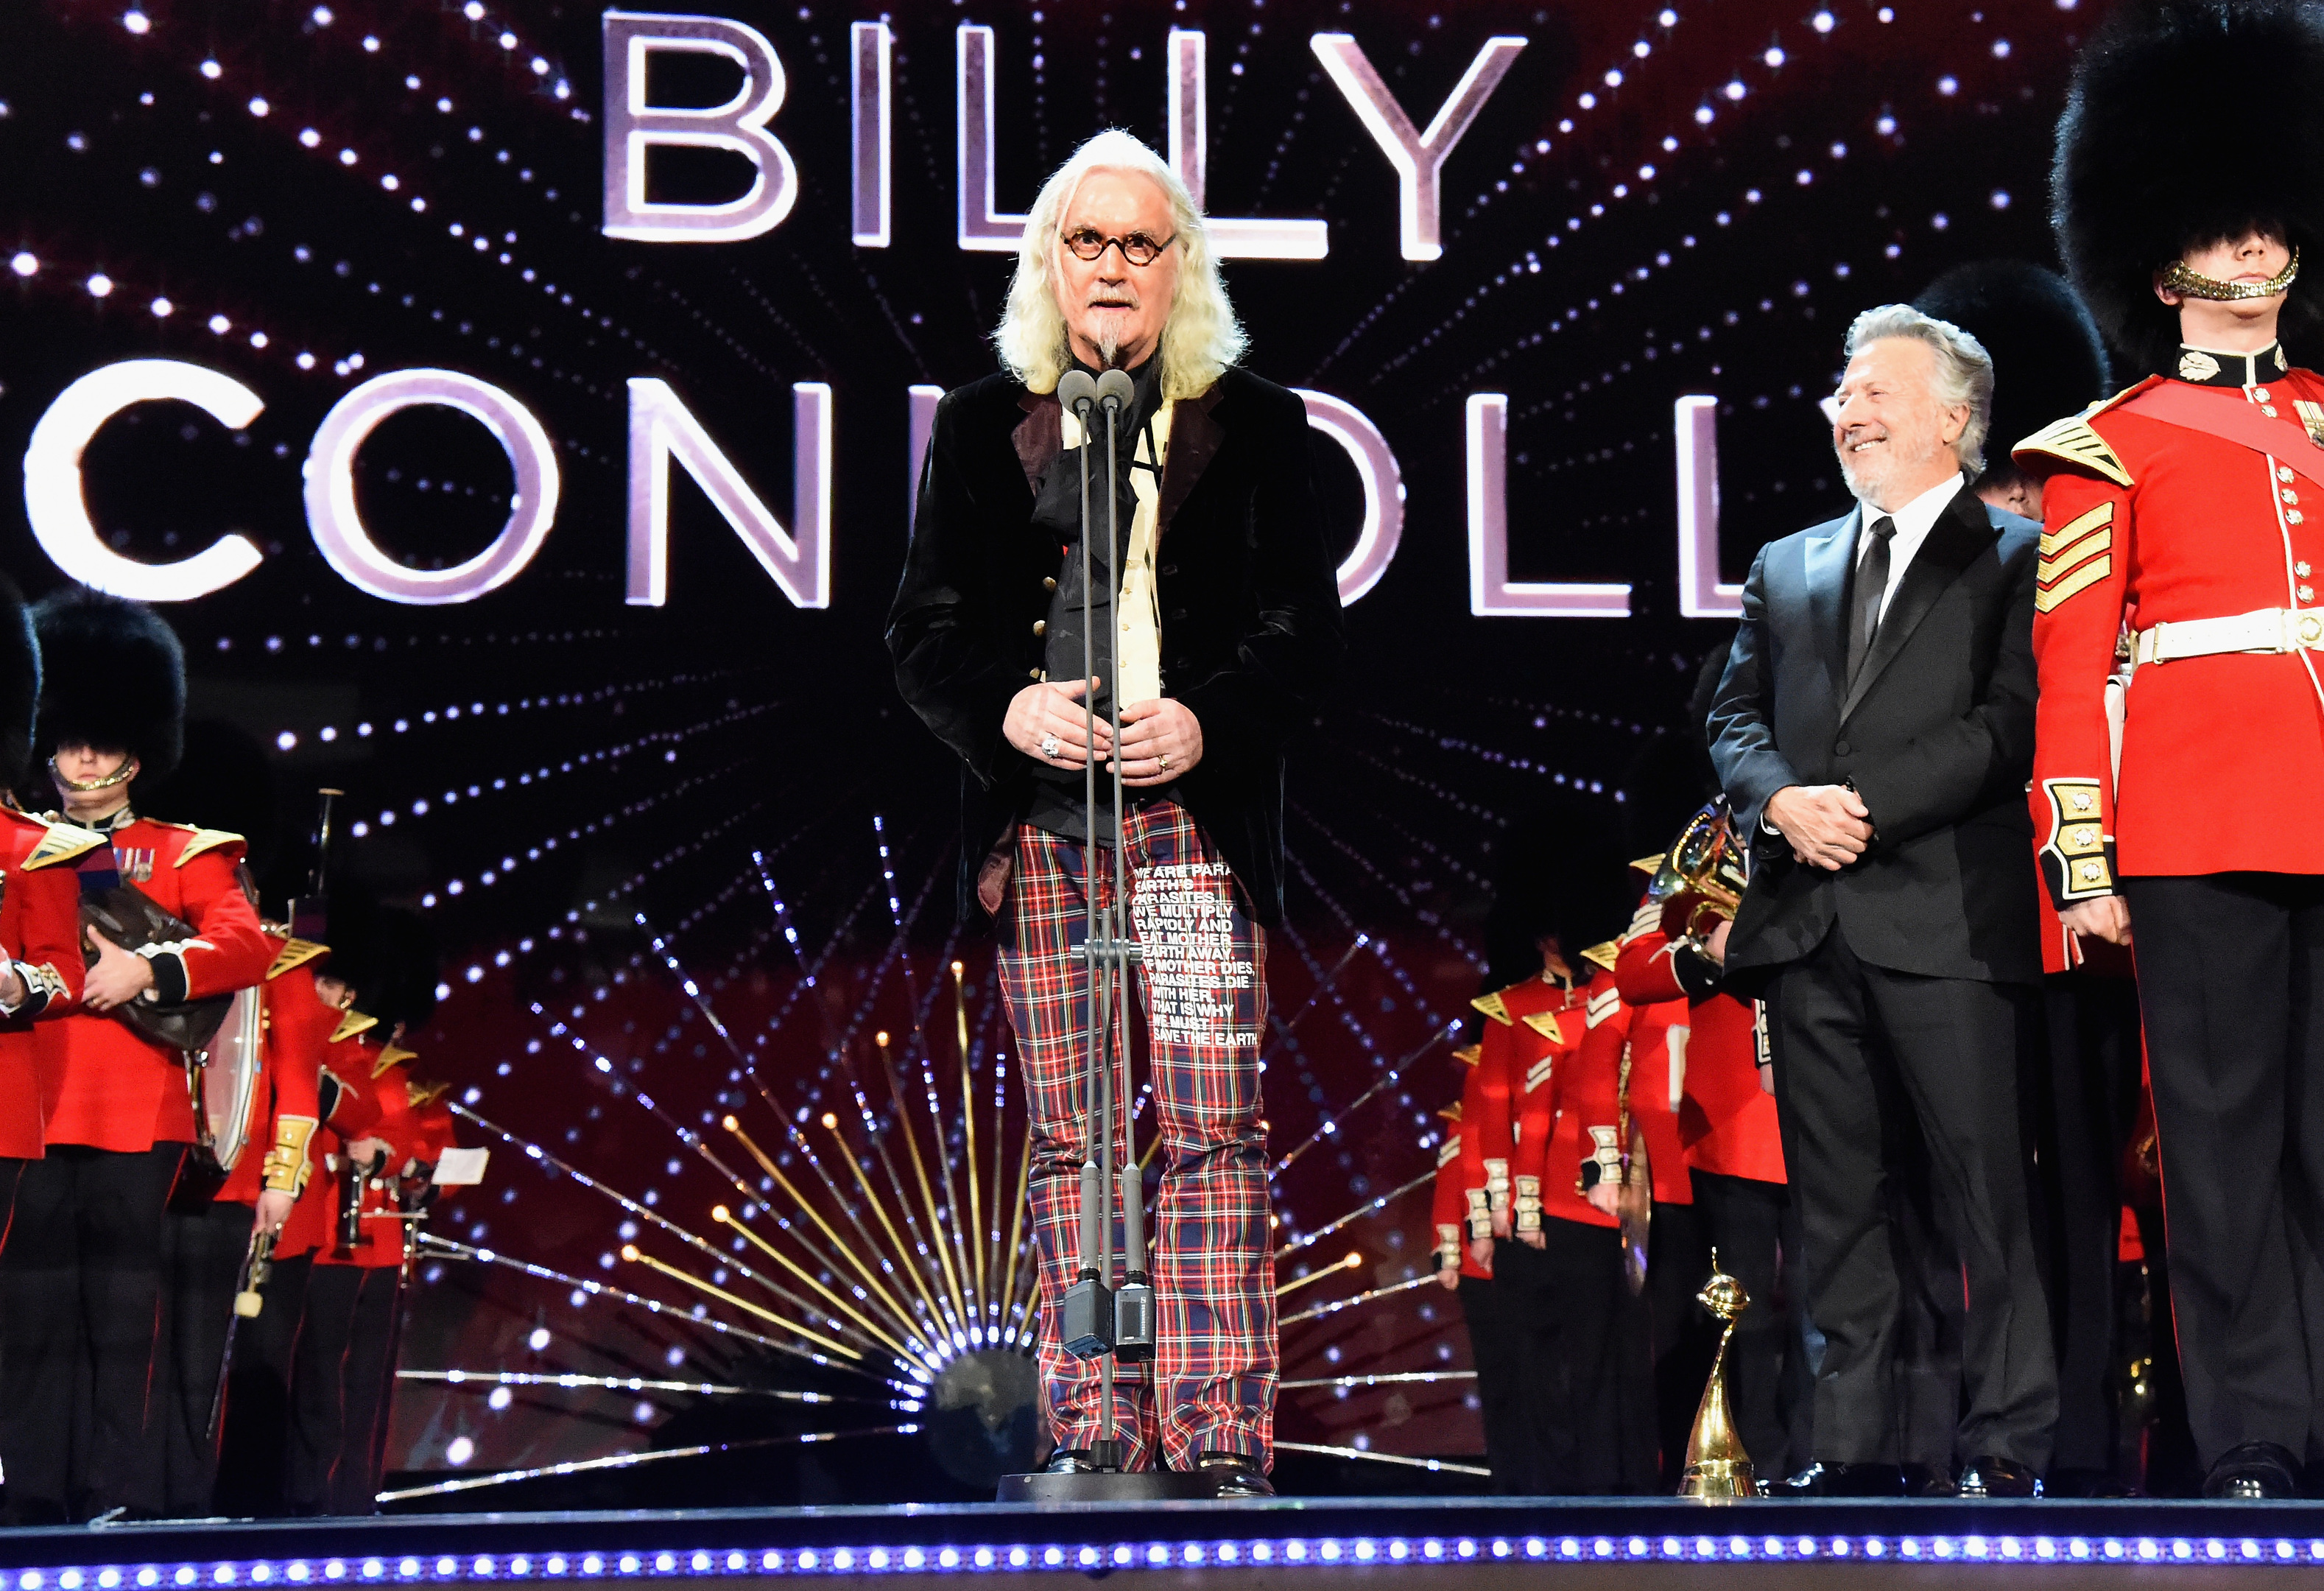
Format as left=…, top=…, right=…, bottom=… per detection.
left=193, top=983, right=266, bottom=1172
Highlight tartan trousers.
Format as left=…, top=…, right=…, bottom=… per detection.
left=997, top=802, right=1275, bottom=1470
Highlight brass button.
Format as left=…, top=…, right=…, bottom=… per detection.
left=1032, top=620, right=1046, bottom=636
left=2264, top=404, right=2281, bottom=418
left=2286, top=490, right=2301, bottom=505
left=2256, top=387, right=2274, bottom=402
left=1043, top=577, right=1058, bottom=591
left=2303, top=586, right=2315, bottom=603
left=2282, top=468, right=2297, bottom=484
left=2299, top=562, right=2312, bottom=576
left=2295, top=510, right=2308, bottom=524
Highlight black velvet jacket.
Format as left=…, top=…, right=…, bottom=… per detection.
left=887, top=365, right=1345, bottom=929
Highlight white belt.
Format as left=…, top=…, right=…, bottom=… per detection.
left=2133, top=606, right=2324, bottom=665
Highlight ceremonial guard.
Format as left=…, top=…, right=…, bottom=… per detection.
left=0, top=575, right=85, bottom=1241
left=1457, top=949, right=1584, bottom=1492
left=1506, top=940, right=1658, bottom=1494
left=1430, top=1079, right=1527, bottom=1492
left=0, top=589, right=269, bottom=1523
left=289, top=906, right=442, bottom=1516
left=157, top=917, right=333, bottom=1515
left=2020, top=0, right=2324, bottom=1499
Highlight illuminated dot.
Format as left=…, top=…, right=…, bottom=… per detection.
left=9, top=252, right=35, bottom=277
left=1603, top=69, right=1622, bottom=86
left=1639, top=164, right=1655, bottom=180
left=85, top=273, right=113, bottom=298
left=1932, top=212, right=1950, bottom=230
left=1724, top=80, right=1745, bottom=99
left=529, top=1327, right=550, bottom=1350
left=248, top=96, right=269, bottom=116
left=1694, top=105, right=1714, bottom=124
left=362, top=35, right=379, bottom=50
left=530, top=57, right=549, bottom=74
left=1764, top=46, right=1785, bottom=66
left=1992, top=38, right=2010, bottom=56
left=1937, top=75, right=1957, bottom=94
left=122, top=9, right=150, bottom=32
left=208, top=312, right=230, bottom=332
left=1811, top=10, right=1834, bottom=30
left=149, top=296, right=172, bottom=317
left=1990, top=190, right=2011, bottom=209
left=1577, top=91, right=1596, bottom=108
left=463, top=0, right=484, bottom=15
left=295, top=351, right=317, bottom=370
left=487, top=1387, right=512, bottom=1411
left=498, top=30, right=517, bottom=48
left=200, top=58, right=221, bottom=77
left=311, top=5, right=333, bottom=23
left=338, top=148, right=357, bottom=165
left=276, top=731, right=297, bottom=751
left=1658, top=7, right=1676, bottom=21
left=300, top=127, right=320, bottom=147
left=445, top=1436, right=473, bottom=1466
left=1878, top=114, right=1897, bottom=134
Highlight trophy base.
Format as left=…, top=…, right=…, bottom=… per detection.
left=1679, top=1458, right=1761, bottom=1501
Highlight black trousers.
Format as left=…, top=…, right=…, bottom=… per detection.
left=156, top=1198, right=257, bottom=1517
left=1764, top=926, right=2056, bottom=1469
left=1454, top=1274, right=1531, bottom=1494
left=1494, top=1221, right=1657, bottom=1494
left=2121, top=871, right=2324, bottom=1468
left=215, top=1251, right=314, bottom=1518
left=2034, top=969, right=2146, bottom=1475
left=1691, top=1170, right=1808, bottom=1481
left=0, top=1144, right=183, bottom=1522
left=289, top=1264, right=402, bottom=1515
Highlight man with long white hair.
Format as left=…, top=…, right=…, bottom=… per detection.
left=888, top=130, right=1342, bottom=1494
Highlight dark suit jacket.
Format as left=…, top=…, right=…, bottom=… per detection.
left=887, top=366, right=1345, bottom=929
left=1708, top=485, right=2042, bottom=986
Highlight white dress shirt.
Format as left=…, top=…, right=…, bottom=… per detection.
left=1854, top=471, right=1967, bottom=622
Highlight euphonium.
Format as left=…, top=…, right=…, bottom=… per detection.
left=1647, top=796, right=1750, bottom=943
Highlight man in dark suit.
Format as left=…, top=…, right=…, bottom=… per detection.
left=888, top=130, right=1343, bottom=1495
left=1708, top=303, right=2056, bottom=1497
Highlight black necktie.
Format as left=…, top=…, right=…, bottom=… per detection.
left=1846, top=515, right=1896, bottom=684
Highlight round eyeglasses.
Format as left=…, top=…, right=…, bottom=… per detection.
left=1060, top=227, right=1178, bottom=267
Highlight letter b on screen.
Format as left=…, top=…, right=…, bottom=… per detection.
left=602, top=11, right=797, bottom=242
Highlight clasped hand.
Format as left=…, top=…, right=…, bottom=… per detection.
left=1004, top=680, right=1203, bottom=784
left=1766, top=783, right=1873, bottom=871
left=82, top=928, right=155, bottom=1011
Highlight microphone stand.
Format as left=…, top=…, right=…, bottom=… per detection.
left=999, top=368, right=1200, bottom=1503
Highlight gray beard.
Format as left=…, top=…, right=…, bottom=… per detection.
left=1096, top=326, right=1122, bottom=367
left=1837, top=429, right=1944, bottom=510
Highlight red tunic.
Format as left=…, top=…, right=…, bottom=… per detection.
left=278, top=1033, right=385, bottom=1262
left=0, top=812, right=92, bottom=1158
left=315, top=1046, right=451, bottom=1272
left=1430, top=1106, right=1479, bottom=1279
left=2018, top=365, right=2324, bottom=898
left=36, top=818, right=270, bottom=1152
left=1459, top=969, right=1586, bottom=1231
left=216, top=933, right=332, bottom=1207
left=1515, top=966, right=1630, bottom=1232
left=1614, top=926, right=1785, bottom=1185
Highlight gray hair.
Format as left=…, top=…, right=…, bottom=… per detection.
left=1842, top=303, right=1996, bottom=474
left=993, top=130, right=1247, bottom=403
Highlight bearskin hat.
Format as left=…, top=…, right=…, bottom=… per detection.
left=30, top=586, right=186, bottom=786
left=325, top=890, right=440, bottom=1036
left=2053, top=0, right=2324, bottom=378
left=1915, top=261, right=2112, bottom=478
left=0, top=575, right=37, bottom=793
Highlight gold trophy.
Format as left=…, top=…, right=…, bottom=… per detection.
left=1677, top=1253, right=1760, bottom=1500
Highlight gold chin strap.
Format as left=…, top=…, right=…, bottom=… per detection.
left=47, top=754, right=138, bottom=793
left=2162, top=247, right=2301, bottom=302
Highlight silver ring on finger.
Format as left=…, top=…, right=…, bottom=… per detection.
left=1039, top=734, right=1061, bottom=759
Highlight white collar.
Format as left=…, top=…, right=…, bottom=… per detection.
left=1856, top=471, right=1964, bottom=544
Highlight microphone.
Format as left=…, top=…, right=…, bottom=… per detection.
left=1056, top=369, right=1096, bottom=417
left=1094, top=368, right=1135, bottom=413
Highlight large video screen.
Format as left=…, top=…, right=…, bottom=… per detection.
left=0, top=0, right=2071, bottom=1500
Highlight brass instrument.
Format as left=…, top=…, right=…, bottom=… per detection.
left=1677, top=1254, right=1759, bottom=1500
left=1647, top=796, right=1750, bottom=942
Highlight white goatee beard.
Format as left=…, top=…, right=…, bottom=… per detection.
left=1096, top=326, right=1122, bottom=367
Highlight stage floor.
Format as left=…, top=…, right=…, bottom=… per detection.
left=4, top=1497, right=2324, bottom=1587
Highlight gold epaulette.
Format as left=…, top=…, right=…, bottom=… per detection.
left=330, top=1008, right=379, bottom=1044
left=1627, top=853, right=1664, bottom=877
left=21, top=820, right=107, bottom=871
left=1520, top=1010, right=1565, bottom=1044
left=373, top=1041, right=418, bottom=1078
left=2013, top=390, right=2140, bottom=489
left=1451, top=1043, right=1481, bottom=1067
left=1437, top=1100, right=1463, bottom=1122
left=266, top=937, right=329, bottom=980
left=1469, top=990, right=1512, bottom=1025
left=1578, top=941, right=1621, bottom=974
left=406, top=1077, right=450, bottom=1109
left=170, top=826, right=245, bottom=867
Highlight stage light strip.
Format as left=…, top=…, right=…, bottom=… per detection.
left=395, top=1369, right=885, bottom=1403
left=1278, top=1271, right=1432, bottom=1327
left=1270, top=1441, right=1492, bottom=1478
left=23, top=1532, right=2324, bottom=1583
left=374, top=1426, right=919, bottom=1503
left=1278, top=1371, right=1476, bottom=1389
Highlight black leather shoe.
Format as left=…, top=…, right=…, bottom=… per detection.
left=2203, top=1441, right=2301, bottom=1500
left=1903, top=1463, right=1960, bottom=1498
left=1764, top=1461, right=1906, bottom=1497
left=1199, top=1452, right=1275, bottom=1498
left=1957, top=1455, right=2039, bottom=1498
